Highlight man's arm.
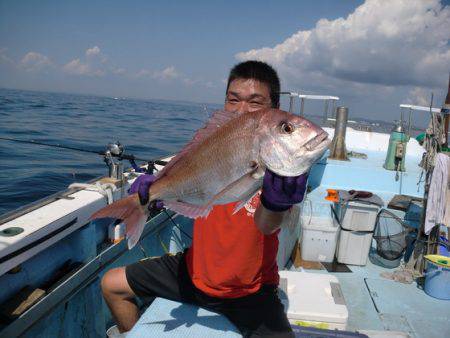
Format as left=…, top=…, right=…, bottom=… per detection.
left=254, top=170, right=308, bottom=235
left=254, top=204, right=288, bottom=235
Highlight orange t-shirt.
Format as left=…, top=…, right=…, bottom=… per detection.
left=185, top=192, right=280, bottom=298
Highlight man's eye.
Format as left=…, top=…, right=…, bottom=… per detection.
left=228, top=99, right=239, bottom=103
left=249, top=102, right=264, bottom=108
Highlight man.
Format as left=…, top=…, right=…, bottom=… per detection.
left=101, top=61, right=308, bottom=337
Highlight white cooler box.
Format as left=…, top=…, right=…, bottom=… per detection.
left=337, top=229, right=374, bottom=265
left=335, top=200, right=379, bottom=265
left=300, top=215, right=339, bottom=262
left=337, top=200, right=379, bottom=231
left=278, top=270, right=348, bottom=330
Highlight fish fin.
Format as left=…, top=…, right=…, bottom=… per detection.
left=90, top=194, right=148, bottom=249
left=233, top=189, right=261, bottom=215
left=156, top=110, right=240, bottom=179
left=206, top=169, right=262, bottom=209
left=231, top=166, right=265, bottom=214
left=164, top=200, right=212, bottom=219
left=125, top=212, right=149, bottom=249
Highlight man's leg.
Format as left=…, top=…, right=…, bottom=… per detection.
left=101, top=252, right=197, bottom=333
left=206, top=285, right=294, bottom=338
left=101, top=267, right=139, bottom=332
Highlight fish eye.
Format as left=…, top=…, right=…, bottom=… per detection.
left=280, top=122, right=295, bottom=134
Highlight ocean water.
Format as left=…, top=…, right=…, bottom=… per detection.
left=0, top=88, right=404, bottom=217
left=0, top=88, right=221, bottom=216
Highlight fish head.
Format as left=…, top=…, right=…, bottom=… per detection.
left=258, top=109, right=330, bottom=176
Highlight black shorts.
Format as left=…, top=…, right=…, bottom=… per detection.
left=125, top=251, right=293, bottom=338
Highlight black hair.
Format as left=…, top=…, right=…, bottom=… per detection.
left=226, top=60, right=280, bottom=108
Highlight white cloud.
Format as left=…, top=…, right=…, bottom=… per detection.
left=136, top=66, right=183, bottom=81
left=183, top=77, right=197, bottom=86
left=135, top=68, right=152, bottom=78
left=135, top=66, right=217, bottom=89
left=85, top=45, right=108, bottom=64
left=62, top=58, right=104, bottom=76
left=20, top=52, right=52, bottom=71
left=63, top=59, right=89, bottom=75
left=0, top=48, right=15, bottom=65
left=406, top=87, right=433, bottom=107
left=153, top=66, right=180, bottom=80
left=112, top=67, right=126, bottom=75
left=63, top=46, right=109, bottom=76
left=236, top=0, right=450, bottom=91
left=86, top=46, right=101, bottom=57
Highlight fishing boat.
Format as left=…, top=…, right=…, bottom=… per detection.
left=0, top=87, right=449, bottom=338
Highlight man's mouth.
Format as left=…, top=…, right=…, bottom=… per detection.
left=304, top=132, right=329, bottom=151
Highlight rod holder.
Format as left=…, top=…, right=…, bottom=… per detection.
left=329, top=106, right=349, bottom=161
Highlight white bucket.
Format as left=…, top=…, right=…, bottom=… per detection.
left=300, top=215, right=339, bottom=262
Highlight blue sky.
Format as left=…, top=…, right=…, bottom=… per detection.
left=1, top=0, right=449, bottom=124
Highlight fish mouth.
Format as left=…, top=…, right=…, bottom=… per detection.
left=304, top=132, right=329, bottom=151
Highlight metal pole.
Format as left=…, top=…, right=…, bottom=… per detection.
left=300, top=98, right=305, bottom=116
left=408, top=108, right=412, bottom=136
left=329, top=106, right=349, bottom=160
left=444, top=115, right=449, bottom=148
left=443, top=73, right=450, bottom=148
left=400, top=109, right=404, bottom=128
left=323, top=100, right=329, bottom=124
left=288, top=95, right=295, bottom=114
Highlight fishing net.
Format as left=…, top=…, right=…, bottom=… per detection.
left=373, top=209, right=411, bottom=260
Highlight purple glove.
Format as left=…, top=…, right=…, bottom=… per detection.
left=128, top=174, right=162, bottom=208
left=260, top=170, right=308, bottom=212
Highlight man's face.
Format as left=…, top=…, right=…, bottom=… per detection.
left=225, top=78, right=273, bottom=114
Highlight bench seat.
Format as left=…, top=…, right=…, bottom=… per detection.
left=127, top=297, right=241, bottom=337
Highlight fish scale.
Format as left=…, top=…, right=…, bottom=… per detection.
left=151, top=112, right=260, bottom=204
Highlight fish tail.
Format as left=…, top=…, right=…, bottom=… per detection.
left=90, top=194, right=149, bottom=249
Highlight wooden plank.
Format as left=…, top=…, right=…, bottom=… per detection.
left=291, top=241, right=324, bottom=270
left=0, top=286, right=46, bottom=321
left=387, top=194, right=423, bottom=212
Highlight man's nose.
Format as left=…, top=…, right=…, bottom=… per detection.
left=235, top=101, right=249, bottom=114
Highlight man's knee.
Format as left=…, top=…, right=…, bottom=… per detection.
left=101, top=267, right=135, bottom=299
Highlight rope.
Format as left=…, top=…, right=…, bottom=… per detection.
left=413, top=98, right=446, bottom=273
left=420, top=111, right=444, bottom=172
left=163, top=209, right=193, bottom=240
left=157, top=230, right=169, bottom=253
left=68, top=182, right=117, bottom=204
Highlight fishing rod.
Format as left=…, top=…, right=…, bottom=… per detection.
left=0, top=136, right=167, bottom=166
left=0, top=137, right=167, bottom=165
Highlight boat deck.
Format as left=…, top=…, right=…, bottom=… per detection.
left=295, top=138, right=448, bottom=338
left=126, top=254, right=449, bottom=338
left=289, top=260, right=449, bottom=338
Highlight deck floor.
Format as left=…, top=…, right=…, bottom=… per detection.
left=288, top=259, right=450, bottom=338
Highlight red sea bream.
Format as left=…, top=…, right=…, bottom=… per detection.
left=91, top=108, right=330, bottom=248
